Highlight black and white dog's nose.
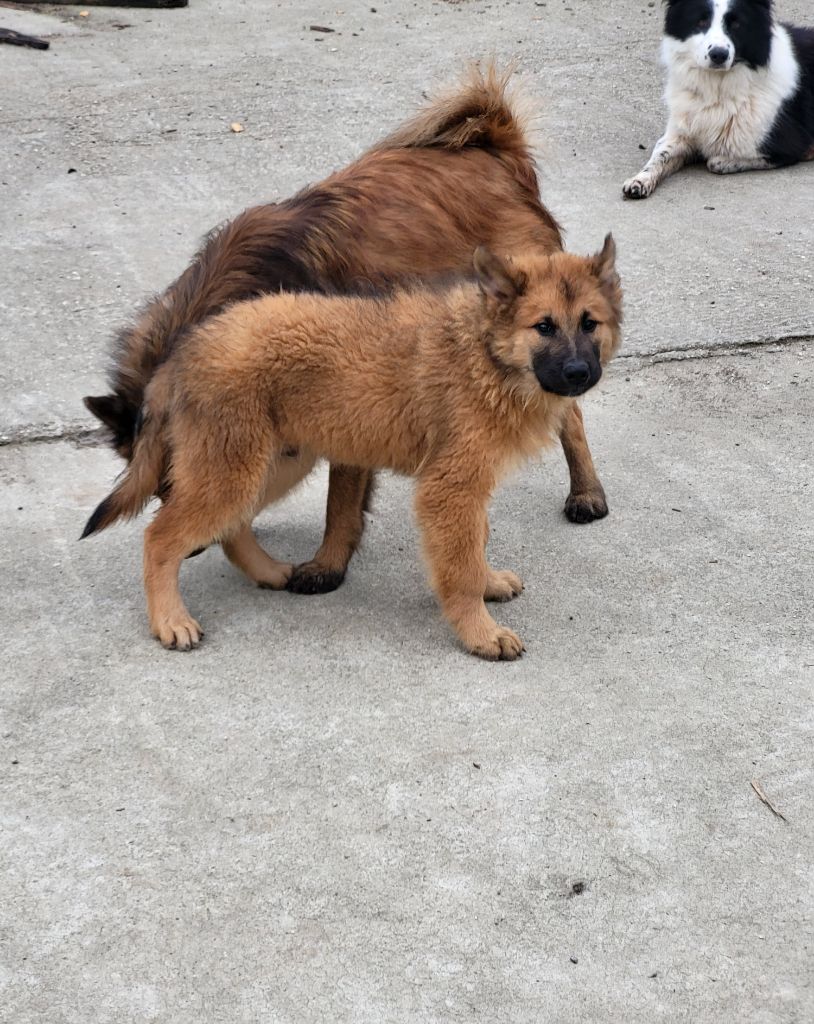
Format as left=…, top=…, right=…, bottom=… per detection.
left=708, top=46, right=730, bottom=67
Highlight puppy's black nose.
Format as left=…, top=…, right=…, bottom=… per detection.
left=563, top=360, right=591, bottom=386
left=709, top=47, right=730, bottom=67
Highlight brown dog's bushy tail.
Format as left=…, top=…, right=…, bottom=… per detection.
left=84, top=204, right=315, bottom=462
left=80, top=377, right=168, bottom=539
left=373, top=63, right=539, bottom=195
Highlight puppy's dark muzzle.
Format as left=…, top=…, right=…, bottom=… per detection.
left=563, top=359, right=591, bottom=388
left=533, top=352, right=602, bottom=397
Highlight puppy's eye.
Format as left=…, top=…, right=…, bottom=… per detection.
left=581, top=314, right=598, bottom=334
left=729, top=17, right=739, bottom=29
left=535, top=318, right=556, bottom=337
left=697, top=17, right=711, bottom=30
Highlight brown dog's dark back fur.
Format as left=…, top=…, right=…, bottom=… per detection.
left=85, top=67, right=561, bottom=459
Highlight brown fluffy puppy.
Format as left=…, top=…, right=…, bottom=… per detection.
left=83, top=67, right=611, bottom=597
left=83, top=240, right=623, bottom=660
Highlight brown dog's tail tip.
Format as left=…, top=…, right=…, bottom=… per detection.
left=80, top=497, right=113, bottom=540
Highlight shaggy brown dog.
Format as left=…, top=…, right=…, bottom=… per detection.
left=83, top=239, right=623, bottom=660
left=83, top=67, right=612, bottom=596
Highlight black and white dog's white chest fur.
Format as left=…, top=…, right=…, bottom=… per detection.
left=624, top=0, right=814, bottom=198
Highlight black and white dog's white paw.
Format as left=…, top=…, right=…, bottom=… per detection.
left=707, top=156, right=740, bottom=175
left=622, top=175, right=656, bottom=199
left=707, top=155, right=773, bottom=175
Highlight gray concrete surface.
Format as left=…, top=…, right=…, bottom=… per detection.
left=1, top=0, right=813, bottom=441
left=1, top=1, right=813, bottom=1022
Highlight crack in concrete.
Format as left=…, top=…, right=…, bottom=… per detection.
left=0, top=424, right=102, bottom=449
left=1, top=332, right=811, bottom=450
left=617, top=332, right=813, bottom=367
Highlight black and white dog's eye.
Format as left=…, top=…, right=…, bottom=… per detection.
left=581, top=314, right=598, bottom=333
left=535, top=318, right=556, bottom=336
left=697, top=17, right=711, bottom=30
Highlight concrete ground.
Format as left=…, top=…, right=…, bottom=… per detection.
left=0, top=2, right=812, bottom=1022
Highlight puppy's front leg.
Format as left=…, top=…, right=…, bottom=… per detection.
left=623, top=131, right=693, bottom=199
left=416, top=474, right=524, bottom=661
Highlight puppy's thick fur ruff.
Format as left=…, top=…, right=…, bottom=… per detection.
left=84, top=67, right=611, bottom=596
left=84, top=242, right=623, bottom=660
left=624, top=0, right=814, bottom=198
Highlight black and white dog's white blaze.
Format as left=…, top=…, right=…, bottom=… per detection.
left=623, top=0, right=814, bottom=198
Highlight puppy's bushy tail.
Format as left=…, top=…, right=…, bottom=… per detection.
left=373, top=63, right=538, bottom=194
left=80, top=374, right=169, bottom=539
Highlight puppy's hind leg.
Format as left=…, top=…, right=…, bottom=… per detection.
left=223, top=449, right=318, bottom=590
left=623, top=132, right=693, bottom=199
left=222, top=525, right=294, bottom=591
left=144, top=501, right=208, bottom=651
left=145, top=428, right=277, bottom=650
left=482, top=515, right=524, bottom=603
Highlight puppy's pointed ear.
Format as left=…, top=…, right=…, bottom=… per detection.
left=473, top=247, right=526, bottom=305
left=593, top=233, right=617, bottom=278
left=592, top=233, right=623, bottom=317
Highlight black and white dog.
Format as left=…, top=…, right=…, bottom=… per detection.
left=624, top=0, right=814, bottom=198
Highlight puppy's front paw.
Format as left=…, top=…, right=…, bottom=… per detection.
left=152, top=615, right=204, bottom=651
left=470, top=626, right=525, bottom=662
left=623, top=175, right=654, bottom=200
left=484, top=569, right=524, bottom=603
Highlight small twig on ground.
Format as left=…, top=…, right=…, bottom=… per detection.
left=0, top=27, right=49, bottom=49
left=750, top=779, right=788, bottom=823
